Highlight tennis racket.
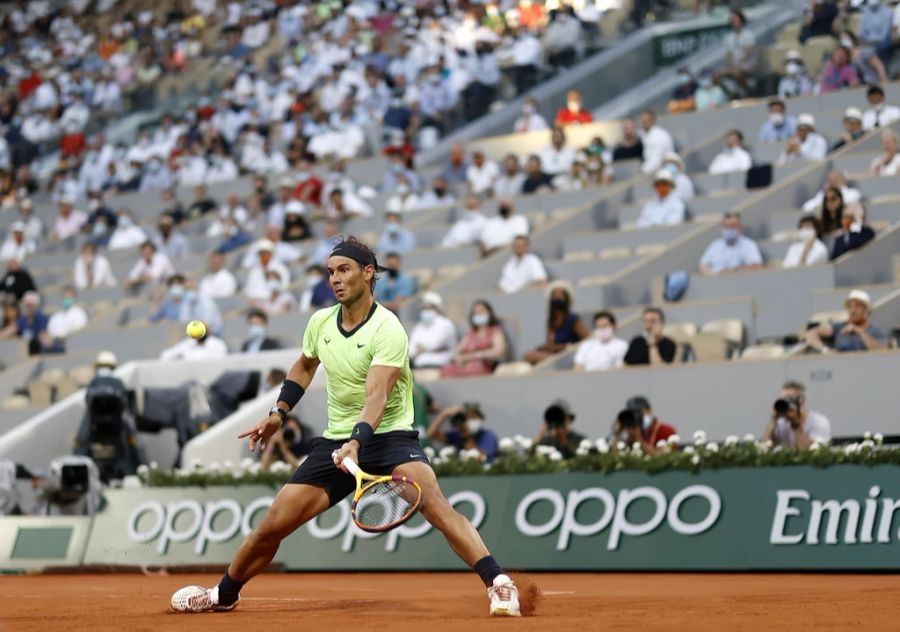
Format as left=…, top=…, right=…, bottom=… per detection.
left=342, top=457, right=423, bottom=533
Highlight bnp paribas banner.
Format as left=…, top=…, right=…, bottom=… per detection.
left=83, top=466, right=900, bottom=570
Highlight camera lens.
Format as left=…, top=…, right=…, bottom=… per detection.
left=774, top=399, right=790, bottom=414
left=282, top=427, right=296, bottom=444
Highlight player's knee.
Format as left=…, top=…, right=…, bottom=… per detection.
left=252, top=513, right=291, bottom=546
left=421, top=494, right=456, bottom=531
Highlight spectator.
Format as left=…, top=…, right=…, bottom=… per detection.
left=762, top=381, right=831, bottom=449
left=805, top=289, right=887, bottom=352
left=385, top=181, right=421, bottom=214
left=624, top=307, right=677, bottom=366
left=498, top=235, right=548, bottom=294
left=638, top=109, right=675, bottom=175
left=862, top=85, right=900, bottom=131
left=51, top=196, right=88, bottom=242
left=494, top=156, right=527, bottom=199
left=513, top=97, right=549, bottom=133
left=800, top=0, right=839, bottom=42
left=814, top=187, right=845, bottom=235
left=830, top=202, right=876, bottom=260
left=818, top=46, right=860, bottom=93
left=720, top=9, right=758, bottom=95
left=637, top=170, right=686, bottom=228
left=778, top=114, right=828, bottom=163
left=668, top=68, right=697, bottom=113
left=415, top=177, right=456, bottom=210
left=545, top=7, right=582, bottom=68
left=125, top=241, right=175, bottom=292
left=831, top=108, right=866, bottom=152
left=694, top=69, right=728, bottom=112
left=840, top=30, right=888, bottom=87
left=241, top=310, right=283, bottom=353
left=0, top=222, right=35, bottom=262
left=409, top=292, right=458, bottom=369
left=613, top=396, right=677, bottom=454
left=427, top=402, right=499, bottom=462
left=325, top=188, right=373, bottom=221
left=301, top=264, right=336, bottom=312
left=783, top=215, right=829, bottom=268
left=523, top=283, right=589, bottom=365
left=613, top=117, right=644, bottom=162
left=73, top=242, right=116, bottom=289
left=539, top=127, right=576, bottom=176
left=151, top=274, right=223, bottom=334
left=159, top=331, right=228, bottom=361
left=260, top=414, right=314, bottom=470
left=16, top=200, right=43, bottom=244
left=1, top=259, right=36, bottom=302
left=700, top=212, right=763, bottom=275
left=443, top=144, right=469, bottom=187
left=463, top=41, right=501, bottom=120
left=522, top=155, right=555, bottom=194
left=16, top=291, right=50, bottom=355
left=216, top=217, right=253, bottom=254
left=758, top=99, right=798, bottom=143
left=377, top=212, right=417, bottom=255
left=534, top=399, right=585, bottom=459
left=46, top=286, right=88, bottom=351
left=555, top=90, right=593, bottom=127
left=0, top=300, right=20, bottom=340
left=207, top=193, right=249, bottom=239
left=859, top=0, right=893, bottom=64
left=243, top=239, right=290, bottom=302
left=480, top=199, right=530, bottom=255
left=199, top=251, right=237, bottom=299
left=374, top=253, right=417, bottom=311
left=802, top=170, right=861, bottom=215
left=282, top=203, right=312, bottom=243
left=442, top=196, right=488, bottom=249
left=254, top=269, right=296, bottom=316
left=108, top=209, right=147, bottom=251
left=241, top=227, right=303, bottom=269
left=778, top=50, right=815, bottom=98
left=868, top=130, right=900, bottom=176
left=441, top=300, right=508, bottom=378
left=573, top=310, right=628, bottom=371
left=153, top=215, right=190, bottom=261
left=709, top=129, right=753, bottom=175
left=506, top=26, right=543, bottom=94
left=661, top=153, right=695, bottom=200
left=186, top=185, right=217, bottom=221
left=466, top=150, right=500, bottom=196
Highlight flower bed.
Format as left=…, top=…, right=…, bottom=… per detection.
left=136, top=432, right=897, bottom=487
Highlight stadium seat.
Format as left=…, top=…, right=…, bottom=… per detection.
left=577, top=275, right=610, bottom=287
left=635, top=243, right=667, bottom=257
left=409, top=268, right=435, bottom=289
left=740, top=344, right=786, bottom=360
left=68, top=366, right=96, bottom=388
left=599, top=246, right=632, bottom=259
left=771, top=229, right=799, bottom=243
left=664, top=322, right=698, bottom=346
left=702, top=319, right=744, bottom=346
left=563, top=251, right=595, bottom=262
left=689, top=332, right=730, bottom=362
left=494, top=362, right=533, bottom=377
left=27, top=380, right=52, bottom=408
left=0, top=395, right=30, bottom=411
left=437, top=265, right=468, bottom=279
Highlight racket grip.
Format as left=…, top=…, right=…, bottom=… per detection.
left=342, top=457, right=361, bottom=475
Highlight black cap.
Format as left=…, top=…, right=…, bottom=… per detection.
left=626, top=395, right=651, bottom=411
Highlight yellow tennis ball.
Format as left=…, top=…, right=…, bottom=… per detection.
left=186, top=320, right=207, bottom=339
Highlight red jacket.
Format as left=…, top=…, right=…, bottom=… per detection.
left=555, top=108, right=594, bottom=127
left=644, top=419, right=676, bottom=445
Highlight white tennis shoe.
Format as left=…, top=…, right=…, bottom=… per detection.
left=488, top=574, right=521, bottom=617
left=170, top=585, right=239, bottom=613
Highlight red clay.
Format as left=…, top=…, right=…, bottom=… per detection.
left=0, top=572, right=898, bottom=631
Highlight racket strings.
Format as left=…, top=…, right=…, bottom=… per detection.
left=355, top=479, right=420, bottom=529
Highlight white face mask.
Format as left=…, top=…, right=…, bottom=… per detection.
left=594, top=326, right=614, bottom=342
left=267, top=279, right=281, bottom=292
left=798, top=227, right=816, bottom=242
left=785, top=62, right=800, bottom=75
left=306, top=274, right=321, bottom=287
left=770, top=112, right=785, bottom=125
left=840, top=38, right=854, bottom=48
left=567, top=101, right=581, bottom=113
left=472, top=312, right=490, bottom=327
left=465, top=418, right=483, bottom=434
left=642, top=414, right=653, bottom=430
left=420, top=308, right=437, bottom=324
left=522, top=103, right=534, bottom=115
left=96, top=367, right=113, bottom=377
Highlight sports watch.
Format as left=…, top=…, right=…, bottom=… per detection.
left=269, top=406, right=287, bottom=423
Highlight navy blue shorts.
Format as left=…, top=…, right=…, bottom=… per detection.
left=287, top=430, right=430, bottom=507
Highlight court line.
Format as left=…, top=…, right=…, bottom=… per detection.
left=542, top=591, right=576, bottom=595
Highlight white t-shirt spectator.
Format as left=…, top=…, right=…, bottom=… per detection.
left=869, top=153, right=900, bottom=176
left=708, top=146, right=753, bottom=175
left=513, top=111, right=549, bottom=134
left=783, top=238, right=829, bottom=268
left=538, top=145, right=576, bottom=175
left=159, top=336, right=228, bottom=361
left=862, top=104, right=900, bottom=131
left=802, top=187, right=861, bottom=213
left=773, top=411, right=831, bottom=448
left=73, top=254, right=116, bottom=289
left=47, top=305, right=89, bottom=339
left=0, top=238, right=36, bottom=262
left=466, top=160, right=500, bottom=195
left=480, top=215, right=530, bottom=251
left=244, top=261, right=290, bottom=300
left=409, top=314, right=458, bottom=368
left=574, top=335, right=628, bottom=371
left=127, top=252, right=175, bottom=286
left=640, top=125, right=675, bottom=174
left=199, top=269, right=238, bottom=299
left=498, top=253, right=547, bottom=293
left=442, top=213, right=487, bottom=248
left=493, top=173, right=526, bottom=199
left=55, top=210, right=88, bottom=240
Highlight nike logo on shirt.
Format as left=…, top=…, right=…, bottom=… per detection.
left=357, top=343, right=365, bottom=348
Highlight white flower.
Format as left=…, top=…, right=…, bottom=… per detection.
left=240, top=457, right=255, bottom=469
left=548, top=450, right=563, bottom=462
left=247, top=462, right=261, bottom=475
left=667, top=434, right=680, bottom=445
left=655, top=439, right=667, bottom=449
left=773, top=445, right=783, bottom=453
left=575, top=446, right=590, bottom=457
left=424, top=446, right=436, bottom=459
left=136, top=464, right=150, bottom=477
left=724, top=435, right=738, bottom=446
left=705, top=442, right=719, bottom=453
left=517, top=437, right=533, bottom=450
left=223, top=460, right=234, bottom=470
left=270, top=460, right=291, bottom=473
left=432, top=456, right=445, bottom=466
left=683, top=445, right=695, bottom=454
left=691, top=454, right=700, bottom=466
left=149, top=461, right=159, bottom=470
left=631, top=441, right=643, bottom=454
left=595, top=439, right=609, bottom=454
left=536, top=445, right=556, bottom=457
left=743, top=433, right=756, bottom=443
left=874, top=433, right=884, bottom=445
left=460, top=448, right=483, bottom=462
left=439, top=446, right=457, bottom=459
left=208, top=462, right=221, bottom=471
left=861, top=439, right=875, bottom=450
left=175, top=468, right=190, bottom=478
left=863, top=431, right=872, bottom=441
left=579, top=438, right=594, bottom=451
left=499, top=437, right=516, bottom=452
left=810, top=440, right=823, bottom=451
left=616, top=441, right=626, bottom=452
left=693, top=430, right=706, bottom=444
left=843, top=443, right=859, bottom=455
left=191, top=458, right=204, bottom=470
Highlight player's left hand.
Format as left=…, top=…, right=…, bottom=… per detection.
left=333, top=440, right=360, bottom=473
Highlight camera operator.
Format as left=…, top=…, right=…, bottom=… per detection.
left=73, top=351, right=145, bottom=483
left=534, top=399, right=585, bottom=458
left=611, top=395, right=676, bottom=454
left=427, top=402, right=499, bottom=462
left=762, top=380, right=831, bottom=449
left=261, top=414, right=314, bottom=470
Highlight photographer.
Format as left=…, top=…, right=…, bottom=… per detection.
left=762, top=381, right=831, bottom=449
left=611, top=396, right=676, bottom=454
left=534, top=399, right=585, bottom=459
left=261, top=414, right=314, bottom=470
left=427, top=403, right=499, bottom=462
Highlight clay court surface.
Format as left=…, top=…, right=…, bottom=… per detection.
left=1, top=572, right=898, bottom=631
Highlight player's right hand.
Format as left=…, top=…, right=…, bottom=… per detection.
left=238, top=413, right=282, bottom=453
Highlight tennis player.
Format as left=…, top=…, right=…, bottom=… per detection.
left=172, top=236, right=521, bottom=616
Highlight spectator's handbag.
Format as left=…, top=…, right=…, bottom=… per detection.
left=746, top=164, right=772, bottom=189
left=664, top=270, right=690, bottom=302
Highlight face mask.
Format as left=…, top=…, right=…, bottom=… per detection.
left=96, top=367, right=113, bottom=377
left=522, top=103, right=534, bottom=115
left=420, top=308, right=436, bottom=324
left=306, top=274, right=321, bottom=287
left=472, top=312, right=490, bottom=327
left=89, top=199, right=100, bottom=210
left=62, top=297, right=75, bottom=310
left=849, top=221, right=862, bottom=233
left=248, top=324, right=266, bottom=339
left=840, top=38, right=853, bottom=48
left=465, top=418, right=483, bottom=434
left=267, top=279, right=281, bottom=292
left=677, top=74, right=691, bottom=86
left=387, top=223, right=401, bottom=235
left=93, top=222, right=107, bottom=236
left=148, top=160, right=161, bottom=172
left=498, top=205, right=511, bottom=219
left=798, top=227, right=816, bottom=241
left=699, top=77, right=712, bottom=88
left=785, top=62, right=800, bottom=76
left=169, top=285, right=185, bottom=299
left=396, top=184, right=410, bottom=195
left=595, top=326, right=613, bottom=342
left=295, top=171, right=309, bottom=180
left=643, top=414, right=653, bottom=430
left=567, top=101, right=581, bottom=112
left=722, top=228, right=739, bottom=244
left=465, top=210, right=480, bottom=221
left=433, top=187, right=446, bottom=197
left=550, top=298, right=568, bottom=310
left=118, top=216, right=132, bottom=227
left=770, top=112, right=784, bottom=125
left=387, top=269, right=399, bottom=280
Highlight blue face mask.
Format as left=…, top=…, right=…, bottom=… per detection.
left=170, top=285, right=185, bottom=299
left=387, top=223, right=401, bottom=235
left=722, top=228, right=739, bottom=244
left=61, top=297, right=75, bottom=310
left=248, top=324, right=266, bottom=339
